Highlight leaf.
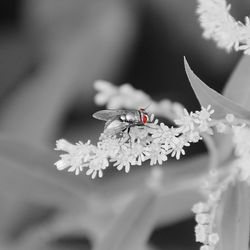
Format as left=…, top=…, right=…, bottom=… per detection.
left=215, top=179, right=250, bottom=250
left=213, top=56, right=250, bottom=162
left=223, top=56, right=250, bottom=108
left=94, top=155, right=213, bottom=250
left=98, top=154, right=209, bottom=225
left=184, top=57, right=250, bottom=119
left=0, top=138, right=91, bottom=207
left=94, top=187, right=158, bottom=250
left=0, top=137, right=93, bottom=243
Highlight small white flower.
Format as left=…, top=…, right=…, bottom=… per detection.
left=235, top=156, right=250, bottom=181
left=194, top=106, right=214, bottom=133
left=174, top=108, right=195, bottom=133
left=186, top=131, right=202, bottom=143
left=233, top=125, right=250, bottom=156
left=152, top=124, right=178, bottom=146
left=147, top=142, right=168, bottom=165
left=86, top=154, right=109, bottom=179
left=195, top=224, right=209, bottom=234
left=215, top=122, right=227, bottom=133
left=119, top=84, right=135, bottom=94
left=208, top=191, right=221, bottom=203
left=111, top=144, right=136, bottom=173
left=151, top=123, right=169, bottom=141
left=131, top=143, right=150, bottom=165
left=54, top=140, right=95, bottom=175
left=208, top=233, right=219, bottom=245
left=200, top=245, right=214, bottom=250
left=98, top=136, right=120, bottom=158
left=225, top=113, right=235, bottom=123
left=158, top=99, right=171, bottom=113
left=192, top=202, right=210, bottom=213
left=169, top=136, right=190, bottom=160
left=94, top=80, right=118, bottom=106
left=195, top=231, right=207, bottom=243
left=117, top=84, right=151, bottom=109
left=55, top=139, right=75, bottom=152
left=195, top=213, right=211, bottom=224
left=94, top=80, right=116, bottom=93
left=195, top=105, right=214, bottom=122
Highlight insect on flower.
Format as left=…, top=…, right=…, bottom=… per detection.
left=92, top=108, right=150, bottom=137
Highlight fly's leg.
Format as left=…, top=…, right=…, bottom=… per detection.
left=118, top=127, right=131, bottom=145
left=120, top=123, right=150, bottom=146
left=119, top=125, right=133, bottom=146
left=127, top=125, right=133, bottom=147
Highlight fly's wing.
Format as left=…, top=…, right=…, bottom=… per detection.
left=92, top=110, right=128, bottom=121
left=104, top=118, right=129, bottom=137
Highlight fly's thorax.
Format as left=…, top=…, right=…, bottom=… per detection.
left=126, top=112, right=137, bottom=122
left=119, top=111, right=141, bottom=123
left=117, top=110, right=149, bottom=124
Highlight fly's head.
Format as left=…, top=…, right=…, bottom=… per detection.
left=139, top=108, right=149, bottom=125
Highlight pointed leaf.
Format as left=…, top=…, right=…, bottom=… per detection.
left=214, top=56, right=250, bottom=162
left=184, top=57, right=250, bottom=119
left=223, top=56, right=250, bottom=108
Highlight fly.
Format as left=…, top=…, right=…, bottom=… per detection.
left=92, top=108, right=150, bottom=137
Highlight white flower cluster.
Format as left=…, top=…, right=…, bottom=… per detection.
left=193, top=202, right=219, bottom=250
left=55, top=75, right=250, bottom=250
left=191, top=113, right=250, bottom=250
left=233, top=125, right=250, bottom=182
left=94, top=80, right=151, bottom=110
left=197, top=0, right=250, bottom=54
left=192, top=167, right=238, bottom=250
left=55, top=106, right=215, bottom=179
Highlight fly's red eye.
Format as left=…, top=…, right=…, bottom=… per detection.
left=142, top=114, right=148, bottom=124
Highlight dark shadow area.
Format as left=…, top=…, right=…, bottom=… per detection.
left=50, top=235, right=92, bottom=250
left=149, top=217, right=199, bottom=250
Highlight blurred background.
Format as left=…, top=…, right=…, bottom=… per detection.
left=0, top=0, right=249, bottom=249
